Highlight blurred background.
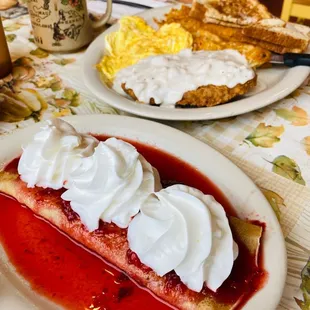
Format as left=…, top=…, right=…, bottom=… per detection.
left=0, top=0, right=290, bottom=16
left=261, top=0, right=284, bottom=16
left=0, top=0, right=309, bottom=23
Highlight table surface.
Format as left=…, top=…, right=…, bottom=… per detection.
left=1, top=1, right=310, bottom=309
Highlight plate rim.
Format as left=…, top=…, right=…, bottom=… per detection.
left=83, top=4, right=310, bottom=121
left=0, top=114, right=286, bottom=310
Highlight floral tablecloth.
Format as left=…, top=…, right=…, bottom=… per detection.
left=1, top=1, right=310, bottom=309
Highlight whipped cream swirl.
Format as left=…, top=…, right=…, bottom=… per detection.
left=128, top=184, right=238, bottom=292
left=61, top=138, right=161, bottom=231
left=18, top=119, right=98, bottom=190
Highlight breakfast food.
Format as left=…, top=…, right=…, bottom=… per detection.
left=96, top=0, right=309, bottom=110
left=115, top=49, right=256, bottom=107
left=189, top=0, right=310, bottom=54
left=241, top=23, right=310, bottom=54
left=127, top=184, right=239, bottom=293
left=157, top=5, right=271, bottom=68
left=97, top=14, right=259, bottom=108
left=62, top=137, right=161, bottom=230
left=190, top=0, right=280, bottom=27
left=97, top=16, right=193, bottom=81
left=0, top=120, right=266, bottom=309
left=18, top=119, right=160, bottom=230
left=18, top=118, right=99, bottom=189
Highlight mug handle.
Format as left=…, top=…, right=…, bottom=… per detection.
left=90, top=0, right=113, bottom=29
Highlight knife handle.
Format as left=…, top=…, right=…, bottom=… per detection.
left=284, top=53, right=310, bottom=67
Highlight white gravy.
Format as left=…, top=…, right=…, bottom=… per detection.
left=113, top=49, right=255, bottom=107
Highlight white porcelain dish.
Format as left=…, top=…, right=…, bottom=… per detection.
left=0, top=115, right=286, bottom=309
left=83, top=5, right=310, bottom=121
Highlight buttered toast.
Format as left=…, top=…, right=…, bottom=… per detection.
left=157, top=6, right=271, bottom=68
left=189, top=0, right=310, bottom=54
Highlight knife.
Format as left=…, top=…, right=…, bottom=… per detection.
left=271, top=53, right=310, bottom=67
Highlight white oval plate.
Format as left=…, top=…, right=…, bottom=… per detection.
left=0, top=115, right=286, bottom=310
left=83, top=4, right=310, bottom=121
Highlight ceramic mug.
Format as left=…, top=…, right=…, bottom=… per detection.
left=27, top=0, right=112, bottom=52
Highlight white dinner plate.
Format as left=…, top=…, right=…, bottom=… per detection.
left=83, top=4, right=310, bottom=121
left=0, top=115, right=286, bottom=310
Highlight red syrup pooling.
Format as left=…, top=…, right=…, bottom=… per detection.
left=0, top=194, right=169, bottom=310
left=0, top=136, right=267, bottom=309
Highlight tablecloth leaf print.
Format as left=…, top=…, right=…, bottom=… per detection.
left=0, top=42, right=117, bottom=133
left=12, top=60, right=35, bottom=82
left=0, top=90, right=46, bottom=122
left=301, top=137, right=310, bottom=155
left=14, top=56, right=33, bottom=66
left=30, top=48, right=50, bottom=59
left=295, top=258, right=310, bottom=310
left=53, top=58, right=76, bottom=66
left=0, top=57, right=48, bottom=122
left=275, top=106, right=310, bottom=126
left=62, top=88, right=80, bottom=106
left=34, top=74, right=62, bottom=90
left=5, top=33, right=16, bottom=42
left=271, top=155, right=306, bottom=185
left=260, top=188, right=285, bottom=220
left=4, top=23, right=23, bottom=31
left=245, top=123, right=284, bottom=148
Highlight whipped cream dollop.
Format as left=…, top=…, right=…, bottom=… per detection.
left=18, top=119, right=98, bottom=190
left=18, top=119, right=238, bottom=293
left=113, top=49, right=255, bottom=106
left=61, top=138, right=161, bottom=231
left=128, top=184, right=238, bottom=292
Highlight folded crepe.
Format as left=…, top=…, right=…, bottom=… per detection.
left=0, top=163, right=263, bottom=310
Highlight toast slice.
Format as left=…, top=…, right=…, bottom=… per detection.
left=288, top=23, right=310, bottom=39
left=197, top=22, right=307, bottom=53
left=158, top=6, right=271, bottom=67
left=189, top=0, right=309, bottom=53
left=237, top=36, right=305, bottom=54
left=190, top=0, right=278, bottom=27
left=0, top=162, right=263, bottom=310
left=242, top=23, right=310, bottom=51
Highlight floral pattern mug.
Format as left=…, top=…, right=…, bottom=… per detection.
left=27, top=0, right=112, bottom=51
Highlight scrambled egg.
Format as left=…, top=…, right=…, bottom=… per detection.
left=97, top=16, right=193, bottom=81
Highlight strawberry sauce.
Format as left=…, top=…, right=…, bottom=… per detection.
left=0, top=136, right=267, bottom=309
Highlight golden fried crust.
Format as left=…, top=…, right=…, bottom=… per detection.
left=189, top=1, right=207, bottom=20
left=122, top=85, right=157, bottom=105
left=193, top=38, right=270, bottom=67
left=189, top=21, right=303, bottom=54
left=176, top=76, right=257, bottom=107
left=122, top=75, right=257, bottom=108
left=157, top=6, right=271, bottom=68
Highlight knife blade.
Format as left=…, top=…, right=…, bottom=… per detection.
left=270, top=53, right=310, bottom=67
